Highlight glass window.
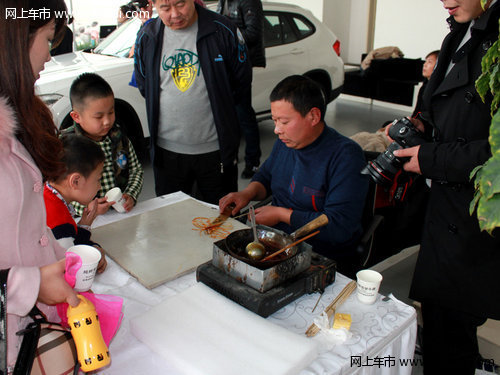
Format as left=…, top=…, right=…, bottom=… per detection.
left=281, top=16, right=297, bottom=44
left=263, top=14, right=281, bottom=48
left=292, top=15, right=315, bottom=38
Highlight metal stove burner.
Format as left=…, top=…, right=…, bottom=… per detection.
left=196, top=252, right=336, bottom=318
left=211, top=231, right=312, bottom=292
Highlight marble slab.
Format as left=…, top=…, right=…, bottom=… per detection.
left=92, top=198, right=248, bottom=289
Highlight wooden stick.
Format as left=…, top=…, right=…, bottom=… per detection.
left=261, top=231, right=320, bottom=261
left=203, top=212, right=248, bottom=231
left=305, top=280, right=357, bottom=337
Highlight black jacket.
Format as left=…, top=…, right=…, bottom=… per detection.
left=410, top=2, right=500, bottom=318
left=134, top=4, right=253, bottom=166
left=217, top=0, right=266, bottom=67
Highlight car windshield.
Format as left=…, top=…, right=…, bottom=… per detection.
left=94, top=17, right=142, bottom=58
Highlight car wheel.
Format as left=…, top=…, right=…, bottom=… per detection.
left=60, top=113, right=74, bottom=130
left=304, top=71, right=332, bottom=103
left=59, top=100, right=146, bottom=161
left=114, top=99, right=146, bottom=162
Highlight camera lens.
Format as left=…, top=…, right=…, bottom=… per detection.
left=361, top=142, right=403, bottom=186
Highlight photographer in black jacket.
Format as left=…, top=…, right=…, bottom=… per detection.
left=386, top=1, right=500, bottom=373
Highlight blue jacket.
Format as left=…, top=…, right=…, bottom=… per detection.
left=252, top=125, right=369, bottom=258
left=134, top=4, right=252, bottom=166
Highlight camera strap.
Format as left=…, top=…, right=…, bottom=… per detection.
left=389, top=171, right=415, bottom=203
left=1, top=269, right=10, bottom=375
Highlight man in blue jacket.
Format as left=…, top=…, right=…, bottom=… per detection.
left=220, top=75, right=369, bottom=273
left=218, top=0, right=265, bottom=179
left=134, top=0, right=252, bottom=204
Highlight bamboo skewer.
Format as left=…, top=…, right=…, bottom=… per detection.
left=261, top=231, right=320, bottom=261
left=203, top=212, right=248, bottom=232
left=305, top=280, right=357, bottom=337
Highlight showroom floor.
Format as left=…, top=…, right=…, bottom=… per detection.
left=137, top=93, right=423, bottom=373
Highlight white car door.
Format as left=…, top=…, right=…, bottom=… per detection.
left=252, top=12, right=311, bottom=116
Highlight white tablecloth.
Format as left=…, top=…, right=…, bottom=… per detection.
left=92, top=192, right=417, bottom=375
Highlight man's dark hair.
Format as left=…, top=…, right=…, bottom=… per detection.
left=134, top=0, right=149, bottom=9
left=70, top=72, right=114, bottom=110
left=269, top=75, right=326, bottom=121
left=57, top=134, right=105, bottom=180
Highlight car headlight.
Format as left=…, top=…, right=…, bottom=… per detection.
left=38, top=93, right=63, bottom=106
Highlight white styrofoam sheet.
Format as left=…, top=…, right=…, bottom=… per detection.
left=130, top=282, right=319, bottom=375
left=91, top=198, right=248, bottom=289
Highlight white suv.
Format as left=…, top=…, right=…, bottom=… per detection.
left=36, top=2, right=344, bottom=155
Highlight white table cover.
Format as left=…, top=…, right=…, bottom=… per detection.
left=91, top=192, right=417, bottom=375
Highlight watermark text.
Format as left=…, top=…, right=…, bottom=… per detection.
left=351, top=355, right=423, bottom=368
left=5, top=8, right=71, bottom=20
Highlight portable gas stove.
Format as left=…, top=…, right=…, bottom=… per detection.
left=196, top=235, right=336, bottom=318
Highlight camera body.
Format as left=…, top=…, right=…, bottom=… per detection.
left=362, top=117, right=426, bottom=186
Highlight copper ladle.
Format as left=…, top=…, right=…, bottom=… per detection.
left=245, top=205, right=266, bottom=260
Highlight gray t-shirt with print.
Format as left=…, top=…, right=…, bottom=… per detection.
left=157, top=21, right=218, bottom=155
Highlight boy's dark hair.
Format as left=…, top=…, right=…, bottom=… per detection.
left=70, top=72, right=114, bottom=110
left=269, top=75, right=326, bottom=121
left=57, top=134, right=105, bottom=180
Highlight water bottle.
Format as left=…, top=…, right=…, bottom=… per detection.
left=66, top=294, right=111, bottom=372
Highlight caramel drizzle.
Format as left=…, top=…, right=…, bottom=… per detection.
left=192, top=217, right=233, bottom=239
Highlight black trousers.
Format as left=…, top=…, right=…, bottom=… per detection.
left=235, top=89, right=261, bottom=167
left=421, top=301, right=486, bottom=375
left=153, top=148, right=238, bottom=205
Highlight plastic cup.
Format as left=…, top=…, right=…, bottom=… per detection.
left=67, top=245, right=102, bottom=292
left=105, top=187, right=126, bottom=213
left=356, top=269, right=383, bottom=304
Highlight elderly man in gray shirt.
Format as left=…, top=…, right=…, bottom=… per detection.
left=134, top=0, right=252, bottom=204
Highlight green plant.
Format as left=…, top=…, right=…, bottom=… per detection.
left=470, top=0, right=500, bottom=234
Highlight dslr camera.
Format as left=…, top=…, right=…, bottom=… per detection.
left=361, top=117, right=426, bottom=186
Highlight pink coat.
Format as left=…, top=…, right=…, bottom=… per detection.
left=0, top=97, right=66, bottom=369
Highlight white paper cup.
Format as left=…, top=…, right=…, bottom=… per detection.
left=105, top=187, right=126, bottom=213
left=66, top=245, right=102, bottom=292
left=356, top=269, right=383, bottom=304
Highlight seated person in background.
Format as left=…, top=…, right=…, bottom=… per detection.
left=62, top=72, right=144, bottom=215
left=412, top=49, right=439, bottom=117
left=360, top=46, right=404, bottom=71
left=44, top=134, right=107, bottom=273
left=220, top=75, right=369, bottom=272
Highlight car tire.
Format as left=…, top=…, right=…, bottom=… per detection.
left=114, top=99, right=146, bottom=162
left=59, top=100, right=146, bottom=161
left=304, top=71, right=332, bottom=103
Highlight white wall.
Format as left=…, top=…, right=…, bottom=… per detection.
left=276, top=0, right=324, bottom=20
left=373, top=0, right=449, bottom=59
left=325, top=0, right=372, bottom=64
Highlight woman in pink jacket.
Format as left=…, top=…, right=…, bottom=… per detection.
left=0, top=0, right=79, bottom=370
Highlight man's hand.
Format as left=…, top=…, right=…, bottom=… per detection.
left=385, top=117, right=425, bottom=141
left=38, top=259, right=79, bottom=307
left=219, top=191, right=252, bottom=216
left=393, top=145, right=422, bottom=174
left=254, top=206, right=292, bottom=226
